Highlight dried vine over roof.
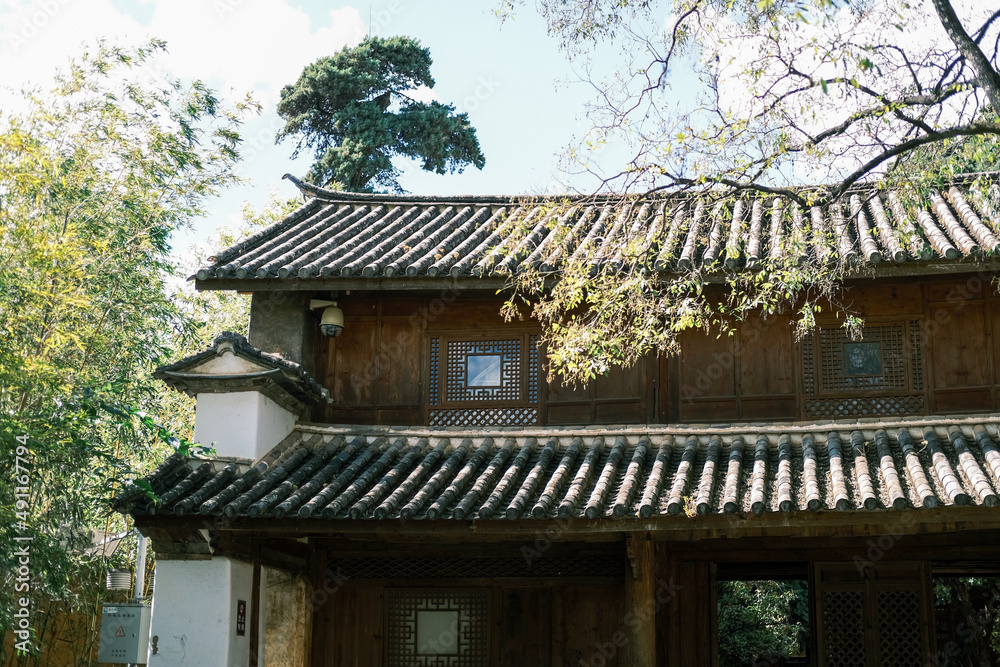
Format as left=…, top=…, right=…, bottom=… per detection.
left=196, top=174, right=1000, bottom=286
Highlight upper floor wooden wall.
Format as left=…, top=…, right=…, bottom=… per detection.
left=313, top=272, right=1000, bottom=426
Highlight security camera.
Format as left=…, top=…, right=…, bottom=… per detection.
left=309, top=300, right=344, bottom=338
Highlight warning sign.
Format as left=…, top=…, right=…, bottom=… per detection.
left=115, top=626, right=125, bottom=638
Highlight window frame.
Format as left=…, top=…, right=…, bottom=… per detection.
left=383, top=587, right=491, bottom=667
left=425, top=330, right=541, bottom=426
left=801, top=316, right=926, bottom=419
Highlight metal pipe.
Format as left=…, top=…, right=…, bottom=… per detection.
left=133, top=533, right=147, bottom=603
left=127, top=533, right=149, bottom=667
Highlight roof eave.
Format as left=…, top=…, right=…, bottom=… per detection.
left=194, top=257, right=1000, bottom=293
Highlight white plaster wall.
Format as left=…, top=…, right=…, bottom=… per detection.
left=147, top=558, right=258, bottom=667
left=193, top=391, right=295, bottom=460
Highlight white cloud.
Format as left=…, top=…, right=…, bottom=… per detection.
left=0, top=0, right=366, bottom=108
left=144, top=1, right=366, bottom=105
left=0, top=0, right=141, bottom=98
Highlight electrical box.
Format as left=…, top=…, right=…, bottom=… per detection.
left=98, top=603, right=151, bottom=664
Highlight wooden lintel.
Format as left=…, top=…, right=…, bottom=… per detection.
left=134, top=506, right=1000, bottom=544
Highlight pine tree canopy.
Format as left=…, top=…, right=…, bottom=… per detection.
left=276, top=35, right=486, bottom=192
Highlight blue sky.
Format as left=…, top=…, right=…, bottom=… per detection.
left=1, top=0, right=634, bottom=252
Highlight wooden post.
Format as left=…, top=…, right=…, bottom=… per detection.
left=309, top=548, right=325, bottom=667
left=625, top=533, right=656, bottom=667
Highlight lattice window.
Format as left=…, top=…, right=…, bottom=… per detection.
left=802, top=320, right=925, bottom=419
left=386, top=590, right=488, bottom=667
left=877, top=590, right=922, bottom=666
left=446, top=339, right=521, bottom=401
left=821, top=590, right=867, bottom=666
left=428, top=333, right=540, bottom=426
left=820, top=325, right=906, bottom=391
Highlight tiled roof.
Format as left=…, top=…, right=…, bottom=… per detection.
left=153, top=331, right=329, bottom=407
left=195, top=175, right=1000, bottom=284
left=117, top=418, right=1000, bottom=521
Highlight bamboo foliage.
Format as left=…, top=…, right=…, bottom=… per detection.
left=0, top=39, right=254, bottom=658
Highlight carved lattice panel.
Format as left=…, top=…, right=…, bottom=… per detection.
left=427, top=333, right=540, bottom=426
left=445, top=339, right=521, bottom=401
left=429, top=338, right=440, bottom=406
left=386, top=590, right=489, bottom=667
left=909, top=321, right=924, bottom=390
left=821, top=590, right=867, bottom=666
left=803, top=334, right=816, bottom=394
left=820, top=325, right=906, bottom=391
left=877, top=590, right=922, bottom=666
left=331, top=554, right=627, bottom=578
left=528, top=335, right=539, bottom=403
left=804, top=395, right=924, bottom=418
left=802, top=321, right=925, bottom=419
left=428, top=407, right=538, bottom=427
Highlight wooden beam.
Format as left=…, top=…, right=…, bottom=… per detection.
left=134, top=505, right=1000, bottom=544
left=624, top=533, right=656, bottom=667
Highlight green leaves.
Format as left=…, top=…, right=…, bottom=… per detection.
left=0, top=38, right=249, bottom=632
left=276, top=36, right=486, bottom=192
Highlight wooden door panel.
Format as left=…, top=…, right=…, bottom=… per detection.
left=739, top=315, right=795, bottom=396
left=928, top=303, right=988, bottom=388
left=679, top=330, right=736, bottom=400
left=499, top=588, right=551, bottom=667
left=377, top=318, right=422, bottom=406
left=329, top=319, right=377, bottom=405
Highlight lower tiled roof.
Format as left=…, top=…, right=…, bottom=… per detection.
left=117, top=418, right=1000, bottom=521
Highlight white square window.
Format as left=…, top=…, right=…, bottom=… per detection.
left=416, top=610, right=460, bottom=655
left=386, top=590, right=489, bottom=667
left=466, top=355, right=502, bottom=387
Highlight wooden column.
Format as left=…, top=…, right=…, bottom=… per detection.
left=308, top=548, right=325, bottom=667
left=665, top=554, right=713, bottom=666
left=624, top=533, right=657, bottom=667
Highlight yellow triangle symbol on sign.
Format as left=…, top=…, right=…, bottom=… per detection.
left=115, top=626, right=126, bottom=638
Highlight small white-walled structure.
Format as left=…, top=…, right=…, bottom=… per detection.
left=193, top=391, right=295, bottom=461
left=147, top=557, right=265, bottom=667
left=138, top=332, right=330, bottom=666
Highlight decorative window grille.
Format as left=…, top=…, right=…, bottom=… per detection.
left=428, top=333, right=540, bottom=426
left=446, top=339, right=521, bottom=401
left=819, top=325, right=906, bottom=391
left=802, top=321, right=925, bottom=418
left=386, top=590, right=489, bottom=667
left=814, top=562, right=931, bottom=665
left=820, top=590, right=867, bottom=666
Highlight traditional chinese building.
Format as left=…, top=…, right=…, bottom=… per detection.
left=115, top=175, right=1000, bottom=666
